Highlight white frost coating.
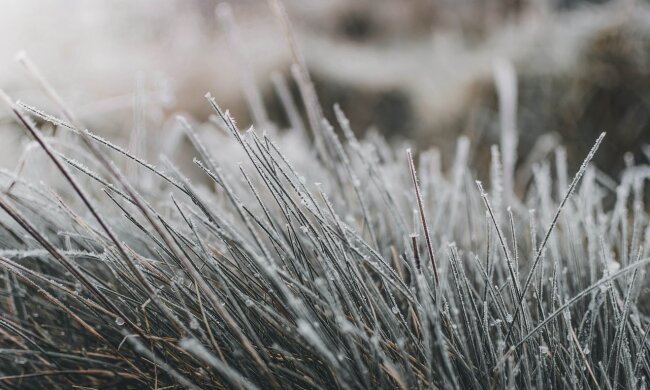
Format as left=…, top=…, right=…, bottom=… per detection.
left=0, top=41, right=643, bottom=388
left=0, top=89, right=15, bottom=110
left=179, top=338, right=260, bottom=390
left=606, top=261, right=621, bottom=274
left=189, top=318, right=200, bottom=330
left=297, top=319, right=339, bottom=366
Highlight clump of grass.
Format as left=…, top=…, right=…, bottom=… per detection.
left=1, top=51, right=650, bottom=390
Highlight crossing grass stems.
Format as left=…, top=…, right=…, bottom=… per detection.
left=0, top=40, right=650, bottom=390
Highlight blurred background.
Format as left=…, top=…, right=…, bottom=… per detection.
left=0, top=0, right=649, bottom=181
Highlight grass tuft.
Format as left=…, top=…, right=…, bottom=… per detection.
left=0, top=57, right=649, bottom=389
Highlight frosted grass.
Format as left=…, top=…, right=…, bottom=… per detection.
left=0, top=46, right=649, bottom=390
